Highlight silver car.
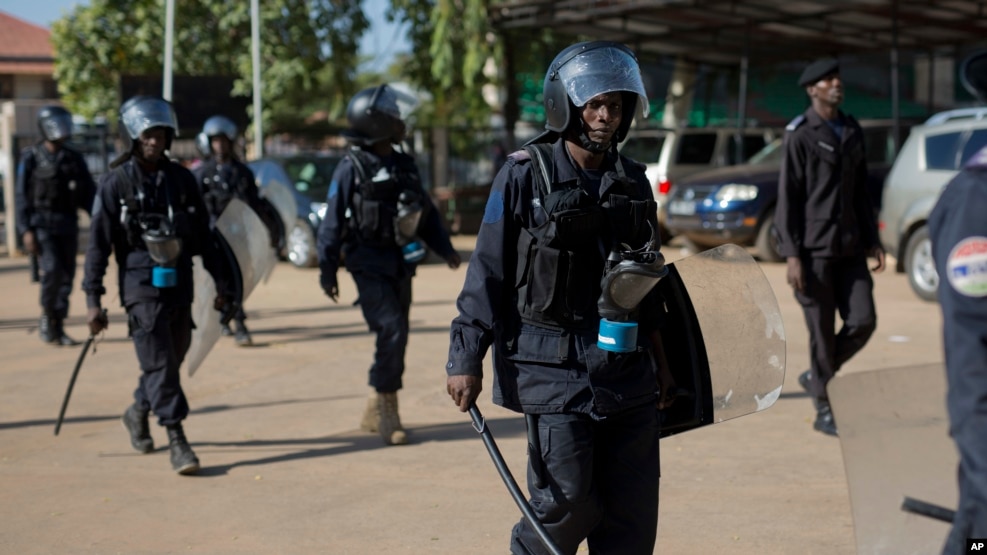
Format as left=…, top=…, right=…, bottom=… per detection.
left=879, top=107, right=987, bottom=301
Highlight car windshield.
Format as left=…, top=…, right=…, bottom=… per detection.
left=620, top=134, right=666, bottom=163
left=279, top=156, right=343, bottom=201
left=747, top=138, right=784, bottom=165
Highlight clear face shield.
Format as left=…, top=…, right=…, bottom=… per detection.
left=121, top=98, right=179, bottom=140
left=40, top=113, right=73, bottom=142
left=395, top=190, right=426, bottom=263
left=139, top=214, right=183, bottom=288
left=373, top=85, right=419, bottom=145
left=597, top=224, right=668, bottom=352
left=558, top=46, right=650, bottom=122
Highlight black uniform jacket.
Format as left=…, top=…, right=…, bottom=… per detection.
left=316, top=148, right=457, bottom=280
left=776, top=108, right=880, bottom=259
left=82, top=157, right=227, bottom=309
left=193, top=157, right=264, bottom=223
left=929, top=149, right=987, bottom=432
left=446, top=139, right=664, bottom=417
left=14, top=143, right=96, bottom=236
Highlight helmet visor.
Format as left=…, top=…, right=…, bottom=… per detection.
left=121, top=99, right=179, bottom=139
left=373, top=85, right=419, bottom=122
left=40, top=112, right=73, bottom=141
left=558, top=47, right=649, bottom=120
left=202, top=116, right=237, bottom=140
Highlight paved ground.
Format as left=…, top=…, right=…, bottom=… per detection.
left=0, top=236, right=952, bottom=554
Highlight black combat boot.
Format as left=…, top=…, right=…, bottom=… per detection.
left=234, top=321, right=253, bottom=347
left=121, top=404, right=154, bottom=453
left=51, top=318, right=80, bottom=346
left=39, top=313, right=54, bottom=344
left=813, top=400, right=838, bottom=437
left=166, top=423, right=200, bottom=475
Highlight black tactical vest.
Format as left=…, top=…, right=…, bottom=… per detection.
left=113, top=163, right=191, bottom=250
left=198, top=159, right=245, bottom=217
left=30, top=145, right=77, bottom=214
left=346, top=148, right=426, bottom=248
left=515, top=144, right=656, bottom=330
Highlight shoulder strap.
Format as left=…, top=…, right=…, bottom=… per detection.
left=522, top=143, right=554, bottom=199
left=112, top=165, right=139, bottom=210
left=347, top=148, right=372, bottom=184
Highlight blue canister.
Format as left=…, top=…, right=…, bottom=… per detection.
left=597, top=319, right=638, bottom=353
left=402, top=241, right=426, bottom=263
left=152, top=266, right=177, bottom=288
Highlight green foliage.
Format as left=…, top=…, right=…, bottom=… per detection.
left=50, top=0, right=369, bottom=136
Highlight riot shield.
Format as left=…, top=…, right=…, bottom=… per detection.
left=185, top=198, right=278, bottom=375
left=254, top=163, right=298, bottom=282
left=828, top=364, right=956, bottom=555
left=656, top=243, right=786, bottom=437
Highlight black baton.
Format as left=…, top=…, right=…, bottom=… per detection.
left=54, top=312, right=104, bottom=436
left=901, top=496, right=956, bottom=523
left=468, top=404, right=564, bottom=555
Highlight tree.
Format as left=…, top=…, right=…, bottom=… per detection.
left=50, top=0, right=369, bottom=136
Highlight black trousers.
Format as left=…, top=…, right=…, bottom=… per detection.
left=795, top=255, right=877, bottom=401
left=511, top=404, right=661, bottom=555
left=34, top=228, right=77, bottom=319
left=128, top=301, right=193, bottom=426
left=352, top=271, right=412, bottom=393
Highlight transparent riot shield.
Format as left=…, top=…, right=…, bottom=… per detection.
left=185, top=198, right=278, bottom=376
left=254, top=162, right=298, bottom=282
left=656, top=243, right=786, bottom=437
left=829, top=364, right=956, bottom=555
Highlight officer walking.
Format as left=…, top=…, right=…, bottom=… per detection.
left=82, top=96, right=230, bottom=475
left=193, top=115, right=281, bottom=347
left=775, top=58, right=885, bottom=437
left=14, top=106, right=96, bottom=345
left=446, top=41, right=676, bottom=554
left=929, top=53, right=987, bottom=554
left=317, top=84, right=460, bottom=446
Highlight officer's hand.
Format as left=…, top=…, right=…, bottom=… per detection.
left=320, top=273, right=338, bottom=303
left=786, top=257, right=804, bottom=293
left=447, top=374, right=482, bottom=412
left=213, top=294, right=229, bottom=312
left=87, top=307, right=108, bottom=336
left=869, top=246, right=886, bottom=274
left=656, top=365, right=678, bottom=410
left=22, top=231, right=40, bottom=255
left=445, top=251, right=461, bottom=270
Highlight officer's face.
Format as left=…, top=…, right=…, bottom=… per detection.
left=138, top=127, right=169, bottom=162
left=808, top=72, right=844, bottom=106
left=579, top=92, right=623, bottom=145
left=211, top=135, right=232, bottom=159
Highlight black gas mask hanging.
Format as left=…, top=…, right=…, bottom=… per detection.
left=395, top=189, right=426, bottom=263
left=597, top=225, right=668, bottom=352
left=140, top=213, right=182, bottom=288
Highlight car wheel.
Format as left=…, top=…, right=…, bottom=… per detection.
left=903, top=225, right=938, bottom=302
left=755, top=211, right=783, bottom=263
left=287, top=219, right=317, bottom=268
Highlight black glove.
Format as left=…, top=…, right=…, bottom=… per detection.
left=320, top=272, right=338, bottom=303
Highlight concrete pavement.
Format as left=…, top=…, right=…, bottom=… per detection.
left=0, top=237, right=951, bottom=554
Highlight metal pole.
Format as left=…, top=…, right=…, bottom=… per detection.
left=163, top=0, right=174, bottom=101
left=251, top=0, right=264, bottom=158
left=890, top=0, right=901, bottom=154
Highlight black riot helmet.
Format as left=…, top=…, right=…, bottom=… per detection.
left=118, top=95, right=179, bottom=152
left=342, top=84, right=418, bottom=146
left=196, top=115, right=238, bottom=156
left=531, top=41, right=650, bottom=151
left=37, top=105, right=73, bottom=142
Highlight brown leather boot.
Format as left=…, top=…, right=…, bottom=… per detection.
left=377, top=392, right=407, bottom=445
left=360, top=392, right=379, bottom=433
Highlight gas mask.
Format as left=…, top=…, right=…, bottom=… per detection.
left=140, top=214, right=183, bottom=288
left=395, top=190, right=426, bottom=263
left=597, top=227, right=668, bottom=353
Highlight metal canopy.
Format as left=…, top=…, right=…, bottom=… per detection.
left=489, top=0, right=987, bottom=65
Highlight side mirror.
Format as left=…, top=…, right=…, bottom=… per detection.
left=960, top=50, right=987, bottom=103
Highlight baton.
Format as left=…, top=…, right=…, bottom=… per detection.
left=54, top=310, right=105, bottom=436
left=901, top=496, right=956, bottom=523
left=468, top=404, right=564, bottom=555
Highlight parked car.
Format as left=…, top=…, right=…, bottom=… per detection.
left=666, top=120, right=911, bottom=262
left=620, top=126, right=782, bottom=241
left=248, top=153, right=344, bottom=268
left=879, top=107, right=987, bottom=301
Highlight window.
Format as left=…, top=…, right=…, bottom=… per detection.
left=925, top=132, right=962, bottom=170
left=959, top=129, right=987, bottom=166
left=0, top=74, right=13, bottom=99
left=725, top=134, right=768, bottom=165
left=676, top=133, right=716, bottom=164
left=620, top=135, right=666, bottom=163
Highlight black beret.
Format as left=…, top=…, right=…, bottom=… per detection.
left=798, top=58, right=840, bottom=87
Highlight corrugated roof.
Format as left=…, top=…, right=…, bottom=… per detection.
left=0, top=10, right=54, bottom=72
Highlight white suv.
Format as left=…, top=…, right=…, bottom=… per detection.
left=879, top=107, right=987, bottom=301
left=620, top=126, right=782, bottom=241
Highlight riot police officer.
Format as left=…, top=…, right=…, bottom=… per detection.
left=193, top=115, right=281, bottom=347
left=775, top=58, right=886, bottom=437
left=14, top=105, right=96, bottom=345
left=929, top=52, right=987, bottom=554
left=82, top=96, right=230, bottom=475
left=317, top=84, right=461, bottom=446
left=446, top=42, right=676, bottom=554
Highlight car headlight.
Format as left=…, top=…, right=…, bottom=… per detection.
left=312, top=202, right=328, bottom=220
left=714, top=184, right=759, bottom=203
